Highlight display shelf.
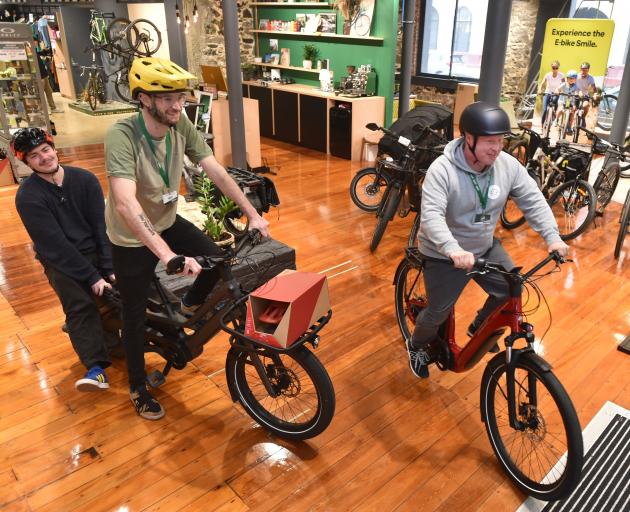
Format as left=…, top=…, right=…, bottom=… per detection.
left=252, top=29, right=383, bottom=42
left=255, top=62, right=320, bottom=74
left=252, top=2, right=330, bottom=5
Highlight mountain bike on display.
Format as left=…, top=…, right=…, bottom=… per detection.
left=80, top=64, right=107, bottom=111
left=394, top=248, right=584, bottom=501
left=101, top=231, right=336, bottom=441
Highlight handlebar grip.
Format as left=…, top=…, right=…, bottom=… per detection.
left=473, top=258, right=487, bottom=270
left=166, top=255, right=186, bottom=275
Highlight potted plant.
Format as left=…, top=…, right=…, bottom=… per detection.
left=333, top=0, right=358, bottom=34
left=194, top=173, right=238, bottom=247
left=241, top=62, right=257, bottom=82
left=302, top=44, right=319, bottom=69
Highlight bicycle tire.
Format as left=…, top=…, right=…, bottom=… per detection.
left=572, top=111, right=582, bottom=143
left=394, top=257, right=426, bottom=341
left=370, top=185, right=402, bottom=252
left=480, top=352, right=583, bottom=501
left=87, top=78, right=97, bottom=111
left=96, top=73, right=107, bottom=104
left=542, top=106, right=554, bottom=139
left=500, top=197, right=526, bottom=229
left=614, top=188, right=630, bottom=259
left=350, top=167, right=391, bottom=212
left=126, top=19, right=162, bottom=56
left=508, top=141, right=528, bottom=166
left=114, top=68, right=131, bottom=103
left=407, top=213, right=420, bottom=248
left=593, top=162, right=620, bottom=213
left=556, top=109, right=565, bottom=140
left=226, top=344, right=335, bottom=441
left=548, top=179, right=596, bottom=240
left=107, top=17, right=133, bottom=51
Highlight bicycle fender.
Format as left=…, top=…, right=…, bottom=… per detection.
left=225, top=346, right=241, bottom=402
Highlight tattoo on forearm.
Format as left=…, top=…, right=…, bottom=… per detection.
left=138, top=213, right=156, bottom=236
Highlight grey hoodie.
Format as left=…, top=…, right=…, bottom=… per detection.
left=418, top=137, right=562, bottom=258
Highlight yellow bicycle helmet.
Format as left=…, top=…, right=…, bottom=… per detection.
left=129, top=57, right=197, bottom=98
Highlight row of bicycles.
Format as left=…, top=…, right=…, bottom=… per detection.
left=503, top=124, right=630, bottom=258
left=78, top=9, right=162, bottom=110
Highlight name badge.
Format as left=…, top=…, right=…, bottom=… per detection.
left=473, top=213, right=491, bottom=224
left=162, top=190, right=178, bottom=204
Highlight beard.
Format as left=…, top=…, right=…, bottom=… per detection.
left=149, top=103, right=179, bottom=127
left=33, top=163, right=60, bottom=175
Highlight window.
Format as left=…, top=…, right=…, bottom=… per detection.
left=453, top=7, right=471, bottom=53
left=417, top=0, right=488, bottom=80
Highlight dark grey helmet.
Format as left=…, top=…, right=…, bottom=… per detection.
left=460, top=102, right=511, bottom=136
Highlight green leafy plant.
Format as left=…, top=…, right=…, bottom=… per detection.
left=193, top=174, right=238, bottom=241
left=303, top=44, right=319, bottom=62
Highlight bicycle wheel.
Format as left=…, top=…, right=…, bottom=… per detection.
left=556, top=110, right=565, bottom=140
left=352, top=13, right=371, bottom=37
left=500, top=197, right=526, bottom=229
left=572, top=112, right=581, bottom=143
left=394, top=257, right=426, bottom=341
left=548, top=179, right=596, bottom=240
left=593, top=162, right=620, bottom=214
left=481, top=352, right=583, bottom=500
left=96, top=73, right=107, bottom=104
left=508, top=140, right=528, bottom=166
left=370, top=185, right=402, bottom=252
left=542, top=107, right=554, bottom=138
left=126, top=19, right=162, bottom=56
left=87, top=78, right=97, bottom=111
left=114, top=68, right=131, bottom=103
left=226, top=344, right=335, bottom=441
left=350, top=166, right=391, bottom=212
left=407, top=213, right=420, bottom=248
left=614, top=189, right=630, bottom=259
left=107, top=17, right=133, bottom=51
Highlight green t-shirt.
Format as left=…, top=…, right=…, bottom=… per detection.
left=104, top=113, right=213, bottom=247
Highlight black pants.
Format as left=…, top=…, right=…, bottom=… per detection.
left=111, top=215, right=222, bottom=390
left=411, top=239, right=514, bottom=348
left=42, top=254, right=111, bottom=370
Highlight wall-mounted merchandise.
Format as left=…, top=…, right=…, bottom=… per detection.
left=250, top=0, right=399, bottom=125
left=0, top=23, right=51, bottom=182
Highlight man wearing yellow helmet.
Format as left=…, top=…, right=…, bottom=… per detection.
left=104, top=57, right=270, bottom=420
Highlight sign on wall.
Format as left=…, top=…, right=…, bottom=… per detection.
left=539, top=18, right=615, bottom=80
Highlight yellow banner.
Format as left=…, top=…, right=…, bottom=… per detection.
left=540, top=18, right=615, bottom=78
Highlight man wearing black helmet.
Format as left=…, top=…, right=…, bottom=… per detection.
left=13, top=128, right=116, bottom=391
left=405, top=102, right=569, bottom=379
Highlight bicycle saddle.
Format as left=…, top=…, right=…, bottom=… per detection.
left=258, top=301, right=287, bottom=325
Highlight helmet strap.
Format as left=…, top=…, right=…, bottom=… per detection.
left=466, top=135, right=480, bottom=164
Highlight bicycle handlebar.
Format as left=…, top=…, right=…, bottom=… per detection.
left=165, top=229, right=263, bottom=275
left=473, top=251, right=569, bottom=280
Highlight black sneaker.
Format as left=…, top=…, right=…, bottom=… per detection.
left=405, top=339, right=430, bottom=379
left=130, top=386, right=165, bottom=420
left=467, top=320, right=501, bottom=353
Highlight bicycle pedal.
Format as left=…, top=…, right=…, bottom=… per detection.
left=146, top=370, right=166, bottom=388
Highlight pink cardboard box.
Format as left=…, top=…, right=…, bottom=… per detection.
left=245, top=270, right=330, bottom=348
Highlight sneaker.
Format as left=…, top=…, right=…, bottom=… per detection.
left=405, top=338, right=430, bottom=379
left=130, top=386, right=165, bottom=420
left=180, top=299, right=200, bottom=316
left=75, top=365, right=109, bottom=391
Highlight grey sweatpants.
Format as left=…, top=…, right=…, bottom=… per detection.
left=411, top=239, right=514, bottom=349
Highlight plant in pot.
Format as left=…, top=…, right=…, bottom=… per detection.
left=302, top=44, right=319, bottom=70
left=242, top=62, right=257, bottom=81
left=333, top=0, right=358, bottom=34
left=194, top=173, right=239, bottom=247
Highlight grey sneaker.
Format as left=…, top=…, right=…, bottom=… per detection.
left=130, top=386, right=165, bottom=420
left=405, top=339, right=430, bottom=379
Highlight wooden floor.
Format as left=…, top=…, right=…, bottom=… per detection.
left=1, top=139, right=629, bottom=512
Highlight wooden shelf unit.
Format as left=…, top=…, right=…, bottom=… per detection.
left=252, top=29, right=383, bottom=42
left=254, top=62, right=320, bottom=74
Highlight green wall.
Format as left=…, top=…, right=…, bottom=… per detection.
left=253, top=0, right=399, bottom=125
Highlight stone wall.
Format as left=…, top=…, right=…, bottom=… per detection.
left=183, top=0, right=256, bottom=79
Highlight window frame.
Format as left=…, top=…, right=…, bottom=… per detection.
left=413, top=0, right=486, bottom=90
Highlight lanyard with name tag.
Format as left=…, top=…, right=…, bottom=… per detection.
left=468, top=171, right=493, bottom=224
left=137, top=112, right=175, bottom=204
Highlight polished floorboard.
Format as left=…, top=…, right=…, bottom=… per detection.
left=0, top=139, right=629, bottom=512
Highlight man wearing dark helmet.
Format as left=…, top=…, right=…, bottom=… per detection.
left=13, top=128, right=116, bottom=392
left=404, top=102, right=569, bottom=379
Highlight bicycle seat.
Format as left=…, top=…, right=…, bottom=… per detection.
left=258, top=301, right=287, bottom=325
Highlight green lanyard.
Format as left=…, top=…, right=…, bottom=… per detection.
left=137, top=112, right=172, bottom=188
left=467, top=171, right=493, bottom=211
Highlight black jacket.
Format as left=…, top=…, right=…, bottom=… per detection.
left=15, top=166, right=113, bottom=285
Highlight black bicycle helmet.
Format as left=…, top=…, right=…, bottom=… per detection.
left=11, top=127, right=54, bottom=162
left=459, top=102, right=511, bottom=136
